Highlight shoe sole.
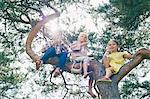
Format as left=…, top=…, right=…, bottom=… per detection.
left=96, top=80, right=112, bottom=84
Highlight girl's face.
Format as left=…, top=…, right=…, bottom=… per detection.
left=107, top=40, right=118, bottom=52
left=78, top=33, right=87, bottom=42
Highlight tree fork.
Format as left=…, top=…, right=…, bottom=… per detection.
left=25, top=7, right=150, bottom=99
left=96, top=48, right=150, bottom=99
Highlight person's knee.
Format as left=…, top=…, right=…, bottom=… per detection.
left=88, top=66, right=94, bottom=72
left=61, top=52, right=68, bottom=57
left=47, top=47, right=55, bottom=52
left=108, top=67, right=114, bottom=72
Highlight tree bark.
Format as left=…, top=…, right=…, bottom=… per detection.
left=26, top=10, right=60, bottom=62
left=44, top=49, right=150, bottom=99
left=96, top=48, right=150, bottom=99
left=25, top=10, right=150, bottom=99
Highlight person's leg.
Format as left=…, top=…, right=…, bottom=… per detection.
left=83, top=59, right=92, bottom=78
left=87, top=80, right=96, bottom=98
left=87, top=66, right=95, bottom=80
left=53, top=52, right=68, bottom=77
left=41, top=47, right=56, bottom=63
left=36, top=47, right=56, bottom=70
left=97, top=67, right=113, bottom=82
left=57, top=52, right=68, bottom=70
left=87, top=66, right=96, bottom=98
left=102, top=57, right=110, bottom=68
left=105, top=67, right=113, bottom=79
left=83, top=62, right=89, bottom=78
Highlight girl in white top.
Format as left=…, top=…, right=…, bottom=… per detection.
left=70, top=32, right=96, bottom=98
left=70, top=32, right=90, bottom=77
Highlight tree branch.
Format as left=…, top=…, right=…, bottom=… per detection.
left=26, top=6, right=60, bottom=62
left=4, top=9, right=30, bottom=24
left=113, top=48, right=150, bottom=83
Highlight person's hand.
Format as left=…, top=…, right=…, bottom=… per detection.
left=106, top=47, right=111, bottom=53
left=80, top=42, right=87, bottom=47
left=70, top=54, right=76, bottom=60
left=104, top=47, right=111, bottom=57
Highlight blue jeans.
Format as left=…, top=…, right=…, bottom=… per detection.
left=41, top=47, right=68, bottom=70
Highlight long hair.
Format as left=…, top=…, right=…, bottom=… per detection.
left=107, top=39, right=120, bottom=51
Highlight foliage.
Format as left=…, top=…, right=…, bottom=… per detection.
left=0, top=0, right=149, bottom=99
left=120, top=72, right=150, bottom=99
left=0, top=51, right=25, bottom=99
left=97, top=0, right=150, bottom=30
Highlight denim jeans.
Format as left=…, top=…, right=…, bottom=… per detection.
left=41, top=47, right=68, bottom=70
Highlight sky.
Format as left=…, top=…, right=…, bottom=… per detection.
left=1, top=0, right=150, bottom=99
left=14, top=1, right=110, bottom=99
left=41, top=0, right=110, bottom=35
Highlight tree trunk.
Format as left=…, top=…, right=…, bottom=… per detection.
left=95, top=48, right=150, bottom=99
left=97, top=81, right=120, bottom=99
left=25, top=11, right=150, bottom=99
left=44, top=49, right=150, bottom=99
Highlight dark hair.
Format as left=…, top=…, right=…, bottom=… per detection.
left=108, top=39, right=119, bottom=45
left=108, top=39, right=120, bottom=51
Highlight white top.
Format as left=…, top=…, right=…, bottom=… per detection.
left=70, top=41, right=88, bottom=57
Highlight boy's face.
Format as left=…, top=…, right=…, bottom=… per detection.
left=107, top=40, right=118, bottom=52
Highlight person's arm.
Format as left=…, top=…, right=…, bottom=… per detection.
left=102, top=57, right=110, bottom=68
left=102, top=46, right=111, bottom=60
left=80, top=42, right=87, bottom=47
left=70, top=41, right=79, bottom=49
left=70, top=43, right=77, bottom=49
left=123, top=51, right=133, bottom=59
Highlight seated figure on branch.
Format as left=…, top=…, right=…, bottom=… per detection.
left=25, top=5, right=150, bottom=99
left=36, top=30, right=69, bottom=77
left=97, top=39, right=133, bottom=82
left=69, top=32, right=96, bottom=98
left=25, top=6, right=99, bottom=98
left=26, top=6, right=70, bottom=77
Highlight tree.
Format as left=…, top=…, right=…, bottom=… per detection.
left=0, top=51, right=25, bottom=98
left=96, top=0, right=150, bottom=30
left=0, top=0, right=150, bottom=98
left=25, top=9, right=150, bottom=98
left=95, top=48, right=150, bottom=99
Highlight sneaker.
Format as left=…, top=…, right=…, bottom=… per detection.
left=96, top=77, right=112, bottom=83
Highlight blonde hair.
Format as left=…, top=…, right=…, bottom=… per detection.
left=78, top=32, right=88, bottom=42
